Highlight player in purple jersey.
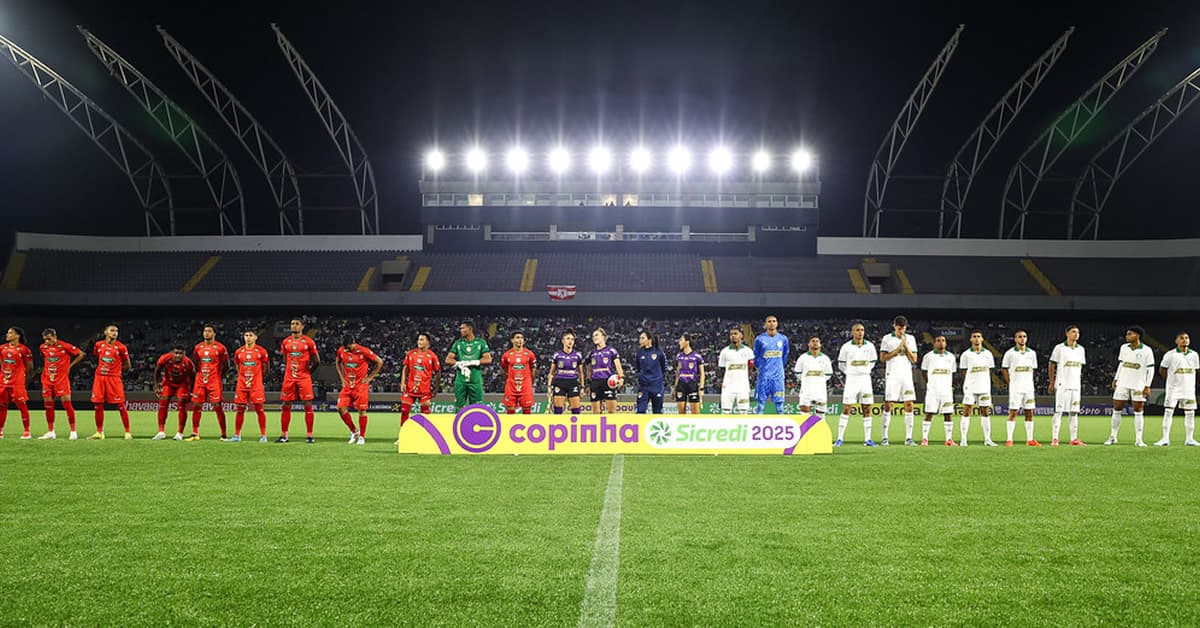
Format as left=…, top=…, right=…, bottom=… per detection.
left=585, top=327, right=624, bottom=414
left=674, top=333, right=706, bottom=414
left=546, top=329, right=586, bottom=415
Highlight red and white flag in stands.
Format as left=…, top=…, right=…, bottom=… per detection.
left=547, top=284, right=577, bottom=300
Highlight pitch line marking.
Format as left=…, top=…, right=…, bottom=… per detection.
left=578, top=454, right=624, bottom=628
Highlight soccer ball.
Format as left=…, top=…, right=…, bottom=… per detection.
left=607, top=374, right=621, bottom=389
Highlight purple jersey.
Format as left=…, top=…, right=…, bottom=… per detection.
left=677, top=351, right=704, bottom=381
left=588, top=346, right=621, bottom=381
left=553, top=350, right=583, bottom=379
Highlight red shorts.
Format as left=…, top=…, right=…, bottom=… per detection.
left=234, top=385, right=266, bottom=406
left=0, top=385, right=29, bottom=405
left=191, top=378, right=224, bottom=404
left=161, top=384, right=190, bottom=400
left=280, top=377, right=314, bottom=402
left=91, top=377, right=125, bottom=404
left=42, top=377, right=70, bottom=399
left=401, top=390, right=433, bottom=408
left=337, top=383, right=370, bottom=411
left=503, top=384, right=534, bottom=409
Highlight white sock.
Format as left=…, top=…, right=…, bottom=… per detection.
left=903, top=412, right=913, bottom=440
left=1134, top=412, right=1144, bottom=443
left=1162, top=408, right=1174, bottom=442
left=1006, top=420, right=1016, bottom=441
left=959, top=416, right=970, bottom=443
left=1024, top=419, right=1034, bottom=441
left=981, top=415, right=992, bottom=441
left=1069, top=414, right=1079, bottom=441
left=943, top=419, right=953, bottom=441
left=837, top=415, right=849, bottom=440
left=1186, top=410, right=1196, bottom=442
left=1110, top=410, right=1122, bottom=439
left=881, top=412, right=892, bottom=439
left=1051, top=412, right=1062, bottom=440
left=921, top=420, right=931, bottom=440
left=863, top=416, right=873, bottom=441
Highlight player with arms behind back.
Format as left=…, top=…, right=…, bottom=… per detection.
left=793, top=336, right=832, bottom=417
left=1048, top=324, right=1087, bottom=446
left=38, top=328, right=83, bottom=440
left=753, top=315, right=789, bottom=414
left=1157, top=331, right=1199, bottom=447
left=89, top=324, right=132, bottom=440
left=634, top=332, right=668, bottom=415
left=153, top=344, right=194, bottom=441
left=399, top=333, right=440, bottom=432
left=336, top=335, right=383, bottom=444
left=0, top=327, right=34, bottom=439
left=232, top=329, right=270, bottom=443
left=718, top=327, right=755, bottom=414
left=278, top=318, right=320, bottom=444
left=958, top=330, right=997, bottom=447
left=1105, top=325, right=1155, bottom=447
left=548, top=330, right=586, bottom=415
left=920, top=335, right=957, bottom=446
left=500, top=331, right=537, bottom=415
left=836, top=323, right=878, bottom=446
left=1001, top=330, right=1039, bottom=447
left=673, top=334, right=705, bottom=414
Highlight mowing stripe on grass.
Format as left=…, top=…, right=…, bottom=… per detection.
left=578, top=454, right=624, bottom=628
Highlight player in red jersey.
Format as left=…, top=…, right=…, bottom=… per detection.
left=399, top=333, right=440, bottom=434
left=38, top=328, right=83, bottom=440
left=186, top=324, right=230, bottom=441
left=89, top=323, right=132, bottom=440
left=335, top=335, right=384, bottom=445
left=153, top=344, right=195, bottom=441
left=0, top=327, right=35, bottom=439
left=232, top=329, right=270, bottom=443
left=501, top=331, right=538, bottom=414
left=278, top=318, right=320, bottom=443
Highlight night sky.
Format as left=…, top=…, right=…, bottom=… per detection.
left=1, top=0, right=1198, bottom=251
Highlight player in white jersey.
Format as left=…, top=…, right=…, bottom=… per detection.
left=1048, top=325, right=1087, bottom=447
left=878, top=315, right=918, bottom=446
left=919, top=335, right=957, bottom=446
left=1157, top=331, right=1199, bottom=447
left=1001, top=330, right=1040, bottom=447
left=793, top=336, right=833, bottom=414
left=1105, top=326, right=1156, bottom=447
left=835, top=323, right=878, bottom=447
left=718, top=327, right=756, bottom=414
left=959, top=330, right=998, bottom=447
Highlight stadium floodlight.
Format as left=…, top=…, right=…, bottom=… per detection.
left=424, top=149, right=446, bottom=172
left=667, top=145, right=692, bottom=175
left=465, top=147, right=487, bottom=173
left=751, top=150, right=771, bottom=174
left=548, top=146, right=570, bottom=174
left=587, top=146, right=612, bottom=175
left=629, top=146, right=652, bottom=174
left=506, top=147, right=530, bottom=175
left=708, top=146, right=733, bottom=175
left=790, top=148, right=813, bottom=173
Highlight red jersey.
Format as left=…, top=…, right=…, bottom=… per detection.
left=93, top=340, right=130, bottom=378
left=281, top=334, right=319, bottom=381
left=337, top=344, right=381, bottom=387
left=234, top=345, right=270, bottom=389
left=40, top=340, right=81, bottom=385
left=156, top=353, right=196, bottom=386
left=193, top=341, right=229, bottom=383
left=0, top=343, right=33, bottom=388
left=501, top=348, right=537, bottom=389
left=403, top=348, right=440, bottom=393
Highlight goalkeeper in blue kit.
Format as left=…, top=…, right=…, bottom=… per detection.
left=753, top=315, right=790, bottom=414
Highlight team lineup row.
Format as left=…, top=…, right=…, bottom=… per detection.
left=0, top=316, right=1196, bottom=447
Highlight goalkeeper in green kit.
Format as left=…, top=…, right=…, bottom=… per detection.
left=445, top=320, right=493, bottom=410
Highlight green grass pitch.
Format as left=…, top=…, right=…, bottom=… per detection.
left=1, top=411, right=1198, bottom=625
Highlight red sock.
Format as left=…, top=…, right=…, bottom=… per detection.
left=506, top=407, right=515, bottom=414
left=118, top=403, right=130, bottom=433
left=235, top=407, right=245, bottom=437
left=95, top=406, right=104, bottom=432
left=45, top=399, right=56, bottom=432
left=215, top=406, right=227, bottom=438
left=255, top=405, right=267, bottom=437
left=339, top=410, right=356, bottom=433
left=157, top=400, right=169, bottom=432
left=17, top=401, right=30, bottom=434
left=420, top=403, right=431, bottom=414
left=358, top=414, right=368, bottom=436
left=280, top=405, right=291, bottom=436
left=191, top=407, right=202, bottom=435
left=400, top=402, right=412, bottom=426
left=0, top=406, right=7, bottom=433
left=177, top=405, right=188, bottom=434
left=63, top=400, right=76, bottom=431
left=522, top=406, right=532, bottom=415
left=304, top=406, right=314, bottom=437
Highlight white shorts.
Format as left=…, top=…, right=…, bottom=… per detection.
left=796, top=386, right=827, bottom=412
left=842, top=378, right=874, bottom=406
left=924, top=389, right=955, bottom=415
left=961, top=389, right=992, bottom=407
left=1055, top=388, right=1081, bottom=414
left=885, top=376, right=916, bottom=402
left=1008, top=390, right=1036, bottom=411
left=1164, top=391, right=1197, bottom=410
left=721, top=387, right=751, bottom=413
left=1112, top=386, right=1146, bottom=402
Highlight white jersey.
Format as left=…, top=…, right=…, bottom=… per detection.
left=793, top=352, right=833, bottom=393
left=879, top=333, right=917, bottom=380
left=921, top=351, right=957, bottom=394
left=837, top=341, right=877, bottom=379
left=1161, top=348, right=1198, bottom=393
left=1049, top=343, right=1087, bottom=390
left=958, top=348, right=995, bottom=394
left=1113, top=343, right=1155, bottom=390
left=718, top=345, right=755, bottom=390
left=1001, top=347, right=1038, bottom=393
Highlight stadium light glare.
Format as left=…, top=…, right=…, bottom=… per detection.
left=506, top=147, right=530, bottom=175
left=708, top=146, right=733, bottom=175
left=424, top=149, right=445, bottom=172
left=465, top=147, right=488, bottom=173
left=667, top=146, right=692, bottom=175
left=751, top=150, right=771, bottom=173
left=790, top=148, right=813, bottom=173
left=588, top=146, right=613, bottom=175
left=548, top=147, right=571, bottom=174
left=629, top=147, right=652, bottom=174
